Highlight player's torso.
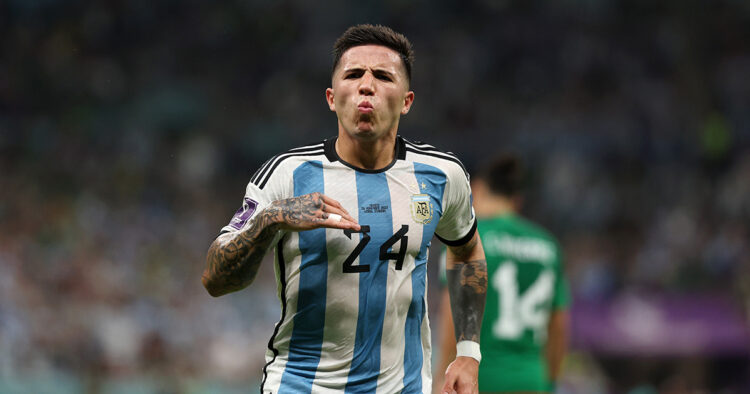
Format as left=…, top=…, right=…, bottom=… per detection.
left=476, top=215, right=559, bottom=391
left=264, top=158, right=447, bottom=393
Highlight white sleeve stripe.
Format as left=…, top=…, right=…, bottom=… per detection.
left=403, top=140, right=461, bottom=159
left=289, top=142, right=326, bottom=152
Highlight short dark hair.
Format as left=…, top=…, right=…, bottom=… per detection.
left=332, top=24, right=415, bottom=83
left=477, top=154, right=526, bottom=197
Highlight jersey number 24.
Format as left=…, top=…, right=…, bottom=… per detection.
left=341, top=225, right=409, bottom=273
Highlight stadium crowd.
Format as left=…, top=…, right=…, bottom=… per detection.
left=1, top=0, right=749, bottom=392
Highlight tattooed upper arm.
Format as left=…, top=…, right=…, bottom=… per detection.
left=446, top=233, right=479, bottom=261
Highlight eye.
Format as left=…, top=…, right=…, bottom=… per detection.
left=345, top=70, right=363, bottom=79
left=374, top=72, right=393, bottom=81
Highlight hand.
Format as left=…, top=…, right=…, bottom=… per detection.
left=441, top=356, right=479, bottom=394
left=269, top=192, right=360, bottom=232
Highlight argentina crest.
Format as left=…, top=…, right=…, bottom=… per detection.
left=410, top=194, right=433, bottom=224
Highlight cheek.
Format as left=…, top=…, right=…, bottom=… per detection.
left=387, top=94, right=405, bottom=110
left=335, top=90, right=353, bottom=108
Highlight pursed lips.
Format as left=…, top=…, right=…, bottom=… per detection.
left=357, top=101, right=374, bottom=114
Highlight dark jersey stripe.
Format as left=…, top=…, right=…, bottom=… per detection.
left=404, top=147, right=469, bottom=180
left=251, top=144, right=324, bottom=185
left=253, top=149, right=325, bottom=189
left=260, top=236, right=289, bottom=394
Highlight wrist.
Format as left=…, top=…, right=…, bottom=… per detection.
left=456, top=340, right=481, bottom=364
left=260, top=204, right=284, bottom=228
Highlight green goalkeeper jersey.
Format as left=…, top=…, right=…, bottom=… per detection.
left=442, top=213, right=570, bottom=392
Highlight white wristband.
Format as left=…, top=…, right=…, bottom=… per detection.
left=456, top=340, right=481, bottom=363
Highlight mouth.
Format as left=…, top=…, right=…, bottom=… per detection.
left=357, top=101, right=374, bottom=114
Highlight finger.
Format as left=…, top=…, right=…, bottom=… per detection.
left=321, top=218, right=360, bottom=231
left=320, top=194, right=352, bottom=216
left=457, top=378, right=477, bottom=394
left=441, top=375, right=457, bottom=394
left=319, top=201, right=358, bottom=225
left=316, top=213, right=360, bottom=230
left=328, top=207, right=358, bottom=225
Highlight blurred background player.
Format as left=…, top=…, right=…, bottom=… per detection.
left=437, top=155, right=570, bottom=393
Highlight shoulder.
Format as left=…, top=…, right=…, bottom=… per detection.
left=249, top=139, right=329, bottom=189
left=509, top=214, right=553, bottom=237
left=483, top=215, right=562, bottom=264
left=510, top=215, right=560, bottom=248
left=400, top=136, right=469, bottom=181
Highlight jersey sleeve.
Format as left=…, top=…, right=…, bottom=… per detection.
left=219, top=164, right=291, bottom=235
left=435, top=162, right=477, bottom=246
left=550, top=241, right=571, bottom=310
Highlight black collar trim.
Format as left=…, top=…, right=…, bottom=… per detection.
left=323, top=136, right=406, bottom=173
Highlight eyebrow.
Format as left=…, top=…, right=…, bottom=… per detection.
left=342, top=66, right=396, bottom=78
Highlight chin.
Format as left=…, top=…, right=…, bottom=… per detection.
left=346, top=126, right=378, bottom=140
left=353, top=130, right=383, bottom=142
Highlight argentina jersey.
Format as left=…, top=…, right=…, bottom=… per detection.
left=221, top=136, right=477, bottom=394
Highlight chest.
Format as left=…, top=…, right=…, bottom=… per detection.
left=291, top=165, right=447, bottom=265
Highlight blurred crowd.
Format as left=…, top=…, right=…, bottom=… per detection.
left=1, top=0, right=749, bottom=392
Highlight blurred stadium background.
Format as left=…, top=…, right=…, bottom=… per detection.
left=2, top=0, right=749, bottom=393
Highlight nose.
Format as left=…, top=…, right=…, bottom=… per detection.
left=358, top=71, right=375, bottom=96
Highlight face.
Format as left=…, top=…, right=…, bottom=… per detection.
left=326, top=45, right=415, bottom=142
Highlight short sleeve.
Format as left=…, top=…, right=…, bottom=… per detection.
left=219, top=163, right=291, bottom=235
left=434, top=162, right=476, bottom=246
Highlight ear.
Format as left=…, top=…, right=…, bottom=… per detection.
left=325, top=88, right=336, bottom=112
left=400, top=91, right=415, bottom=115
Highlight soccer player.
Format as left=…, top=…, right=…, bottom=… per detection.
left=437, top=155, right=570, bottom=393
left=202, top=24, right=487, bottom=394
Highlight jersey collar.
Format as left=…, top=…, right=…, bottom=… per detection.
left=323, top=135, right=406, bottom=173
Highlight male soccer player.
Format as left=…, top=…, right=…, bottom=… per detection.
left=202, top=24, right=487, bottom=394
left=437, top=156, right=569, bottom=393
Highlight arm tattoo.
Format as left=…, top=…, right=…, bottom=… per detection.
left=202, top=193, right=326, bottom=296
left=446, top=258, right=487, bottom=343
left=203, top=208, right=281, bottom=296
left=272, top=192, right=327, bottom=228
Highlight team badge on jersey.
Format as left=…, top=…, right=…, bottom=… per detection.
left=411, top=194, right=433, bottom=224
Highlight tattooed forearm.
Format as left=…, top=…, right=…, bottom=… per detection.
left=272, top=192, right=328, bottom=230
left=202, top=208, right=281, bottom=297
left=202, top=193, right=328, bottom=297
left=446, top=258, right=487, bottom=343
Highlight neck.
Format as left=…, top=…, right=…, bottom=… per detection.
left=475, top=195, right=516, bottom=219
left=335, top=130, right=397, bottom=170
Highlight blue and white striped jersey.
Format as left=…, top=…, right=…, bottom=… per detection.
left=221, top=136, right=477, bottom=394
